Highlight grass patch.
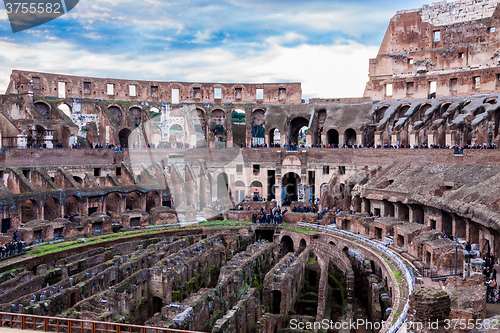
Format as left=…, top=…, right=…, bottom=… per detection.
left=27, top=220, right=252, bottom=258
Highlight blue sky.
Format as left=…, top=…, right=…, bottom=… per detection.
left=0, top=0, right=431, bottom=98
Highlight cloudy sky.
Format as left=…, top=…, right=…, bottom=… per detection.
left=0, top=0, right=431, bottom=99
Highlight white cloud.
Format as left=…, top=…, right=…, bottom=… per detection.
left=0, top=9, right=7, bottom=21
left=191, top=30, right=214, bottom=44
left=266, top=32, right=306, bottom=46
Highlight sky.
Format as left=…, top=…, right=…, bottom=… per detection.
left=0, top=0, right=432, bottom=99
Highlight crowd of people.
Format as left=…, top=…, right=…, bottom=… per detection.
left=0, top=231, right=25, bottom=259
left=251, top=207, right=287, bottom=224
left=241, top=142, right=499, bottom=151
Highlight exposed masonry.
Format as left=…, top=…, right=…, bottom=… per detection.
left=0, top=227, right=409, bottom=333
left=401, top=0, right=500, bottom=26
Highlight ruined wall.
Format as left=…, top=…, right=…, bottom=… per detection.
left=365, top=1, right=500, bottom=100
left=7, top=70, right=302, bottom=105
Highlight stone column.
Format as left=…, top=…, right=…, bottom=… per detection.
left=275, top=185, right=282, bottom=206
left=428, top=131, right=435, bottom=146
left=409, top=131, right=417, bottom=147
left=374, top=131, right=382, bottom=146
left=17, top=134, right=27, bottom=148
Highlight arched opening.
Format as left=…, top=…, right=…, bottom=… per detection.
left=169, top=124, right=183, bottom=148
left=344, top=128, right=357, bottom=146
left=251, top=109, right=266, bottom=147
left=442, top=212, right=452, bottom=236
left=299, top=238, right=307, bottom=252
left=217, top=173, right=229, bottom=200
left=21, top=199, right=37, bottom=223
left=152, top=296, right=163, bottom=315
left=150, top=107, right=160, bottom=118
left=234, top=181, right=245, bottom=203
left=411, top=204, right=424, bottom=224
left=494, top=109, right=500, bottom=139
left=126, top=192, right=141, bottom=210
left=58, top=103, right=71, bottom=118
left=108, top=106, right=123, bottom=126
left=211, top=109, right=226, bottom=146
left=43, top=198, right=59, bottom=221
left=146, top=191, right=160, bottom=212
left=327, top=129, right=339, bottom=146
left=119, top=128, right=131, bottom=148
left=34, top=102, right=50, bottom=119
left=374, top=106, right=389, bottom=123
left=270, top=290, right=282, bottom=314
left=231, top=109, right=246, bottom=147
left=105, top=193, right=120, bottom=213
left=270, top=128, right=281, bottom=146
left=280, top=235, right=294, bottom=255
left=282, top=172, right=301, bottom=203
left=316, top=109, right=327, bottom=145
left=250, top=180, right=263, bottom=201
left=130, top=107, right=143, bottom=128
left=383, top=200, right=394, bottom=217
left=397, top=203, right=409, bottom=221
left=288, top=117, right=309, bottom=147
left=65, top=196, right=79, bottom=216
left=73, top=176, right=83, bottom=184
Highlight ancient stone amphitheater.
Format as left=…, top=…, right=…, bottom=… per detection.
left=1, top=0, right=500, bottom=332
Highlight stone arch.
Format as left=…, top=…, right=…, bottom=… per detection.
left=282, top=172, right=301, bottom=203
left=119, top=128, right=132, bottom=148
left=442, top=211, right=452, bottom=236
left=280, top=235, right=294, bottom=255
left=211, top=109, right=226, bottom=144
left=411, top=204, right=424, bottom=224
left=495, top=108, right=500, bottom=139
left=108, top=105, right=123, bottom=126
left=34, top=101, right=51, bottom=119
left=57, top=103, right=72, bottom=118
left=382, top=199, right=394, bottom=217
left=192, top=108, right=207, bottom=144
left=217, top=172, right=229, bottom=200
left=65, top=196, right=79, bottom=216
left=234, top=181, right=245, bottom=203
left=415, top=103, right=432, bottom=123
left=43, top=198, right=59, bottom=221
left=288, top=117, right=309, bottom=147
left=251, top=109, right=266, bottom=146
left=126, top=191, right=141, bottom=210
left=396, top=104, right=411, bottom=119
left=299, top=238, right=307, bottom=252
left=374, top=105, right=389, bottom=123
left=316, top=109, right=327, bottom=145
left=344, top=128, right=357, bottom=145
left=146, top=191, right=161, bottom=212
left=105, top=193, right=120, bottom=213
left=169, top=124, right=183, bottom=147
left=250, top=180, right=263, bottom=200
left=21, top=199, right=37, bottom=223
left=231, top=108, right=246, bottom=147
left=129, top=106, right=143, bottom=128
left=269, top=128, right=281, bottom=146
left=326, top=128, right=339, bottom=146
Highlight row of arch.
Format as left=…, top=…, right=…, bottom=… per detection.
left=19, top=191, right=161, bottom=224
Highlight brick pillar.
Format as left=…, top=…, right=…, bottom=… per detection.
left=428, top=131, right=436, bottom=146
left=374, top=131, right=382, bottom=146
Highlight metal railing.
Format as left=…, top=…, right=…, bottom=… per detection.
left=299, top=223, right=415, bottom=333
left=0, top=312, right=201, bottom=333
